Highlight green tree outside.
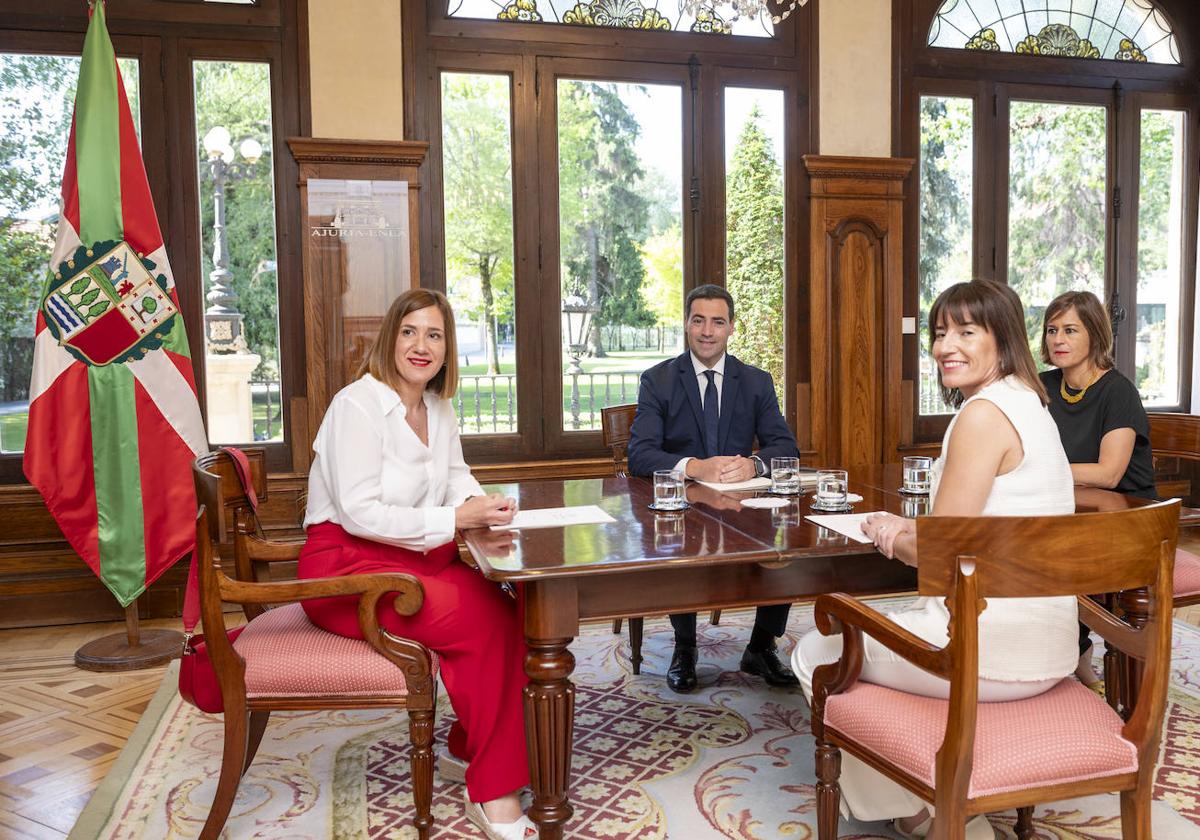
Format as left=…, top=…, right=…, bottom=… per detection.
left=725, top=103, right=785, bottom=406
left=194, top=60, right=279, bottom=381
left=441, top=73, right=515, bottom=376
left=558, top=81, right=656, bottom=357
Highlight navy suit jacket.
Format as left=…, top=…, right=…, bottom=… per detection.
left=626, top=352, right=799, bottom=477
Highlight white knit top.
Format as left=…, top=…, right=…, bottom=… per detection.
left=892, top=375, right=1079, bottom=682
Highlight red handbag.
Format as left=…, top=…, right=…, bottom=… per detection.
left=179, top=447, right=259, bottom=714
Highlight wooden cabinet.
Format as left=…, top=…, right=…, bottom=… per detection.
left=287, top=138, right=427, bottom=470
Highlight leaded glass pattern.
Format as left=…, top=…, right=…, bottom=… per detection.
left=448, top=0, right=775, bottom=38
left=929, top=0, right=1180, bottom=64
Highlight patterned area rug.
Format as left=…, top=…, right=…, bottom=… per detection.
left=71, top=599, right=1200, bottom=839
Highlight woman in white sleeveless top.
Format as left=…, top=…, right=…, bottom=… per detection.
left=791, top=279, right=1077, bottom=840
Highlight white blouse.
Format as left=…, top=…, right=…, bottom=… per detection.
left=303, top=374, right=484, bottom=552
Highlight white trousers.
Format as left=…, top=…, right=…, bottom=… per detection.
left=792, top=627, right=1062, bottom=822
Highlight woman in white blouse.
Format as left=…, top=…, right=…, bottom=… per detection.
left=791, top=279, right=1078, bottom=840
left=299, top=289, right=535, bottom=840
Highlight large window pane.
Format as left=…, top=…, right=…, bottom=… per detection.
left=440, top=72, right=517, bottom=435
left=1008, top=100, right=1107, bottom=352
left=194, top=60, right=281, bottom=444
left=917, top=94, right=973, bottom=416
left=1136, top=108, right=1185, bottom=406
left=557, top=79, right=683, bottom=431
left=725, top=87, right=785, bottom=408
left=0, top=53, right=139, bottom=454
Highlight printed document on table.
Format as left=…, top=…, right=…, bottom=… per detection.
left=491, top=505, right=616, bottom=531
left=804, top=512, right=880, bottom=544
left=695, top=477, right=772, bottom=492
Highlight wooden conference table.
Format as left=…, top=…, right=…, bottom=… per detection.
left=462, top=464, right=1192, bottom=839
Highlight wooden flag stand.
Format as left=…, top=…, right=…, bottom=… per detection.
left=74, top=599, right=183, bottom=672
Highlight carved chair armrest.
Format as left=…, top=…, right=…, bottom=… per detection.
left=813, top=593, right=950, bottom=699
left=217, top=570, right=424, bottom=613
left=1077, top=596, right=1151, bottom=662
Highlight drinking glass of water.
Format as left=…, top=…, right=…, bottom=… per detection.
left=770, top=456, right=801, bottom=495
left=901, top=456, right=933, bottom=495
left=652, top=469, right=687, bottom=511
left=814, top=469, right=849, bottom=510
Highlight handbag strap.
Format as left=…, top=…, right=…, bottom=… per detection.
left=183, top=447, right=260, bottom=635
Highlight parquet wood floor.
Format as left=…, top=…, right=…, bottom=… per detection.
left=2, top=527, right=1198, bottom=838
left=0, top=618, right=184, bottom=840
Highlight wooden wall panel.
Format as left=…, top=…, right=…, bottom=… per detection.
left=804, top=155, right=913, bottom=470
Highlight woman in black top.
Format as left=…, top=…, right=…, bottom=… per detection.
left=1039, top=290, right=1156, bottom=499
left=1038, top=290, right=1157, bottom=687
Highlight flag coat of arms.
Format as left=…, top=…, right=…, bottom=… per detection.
left=24, top=1, right=208, bottom=607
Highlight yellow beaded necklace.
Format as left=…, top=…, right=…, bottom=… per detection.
left=1060, top=368, right=1102, bottom=405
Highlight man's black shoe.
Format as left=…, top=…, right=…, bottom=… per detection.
left=740, top=646, right=800, bottom=687
left=667, top=645, right=698, bottom=693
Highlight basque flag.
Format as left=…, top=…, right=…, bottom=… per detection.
left=24, top=1, right=208, bottom=607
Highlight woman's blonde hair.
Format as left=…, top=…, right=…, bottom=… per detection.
left=1040, top=290, right=1115, bottom=371
left=929, top=279, right=1048, bottom=408
left=356, top=289, right=459, bottom=399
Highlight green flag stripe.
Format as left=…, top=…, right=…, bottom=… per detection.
left=76, top=2, right=123, bottom=244
left=161, top=315, right=192, bottom=357
left=89, top=365, right=148, bottom=607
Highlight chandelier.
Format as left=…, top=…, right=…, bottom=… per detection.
left=680, top=0, right=809, bottom=25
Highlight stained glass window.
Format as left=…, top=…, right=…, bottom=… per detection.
left=447, top=0, right=776, bottom=38
left=928, top=0, right=1180, bottom=64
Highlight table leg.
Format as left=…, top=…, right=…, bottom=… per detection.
left=1117, top=587, right=1151, bottom=720
left=524, top=636, right=576, bottom=840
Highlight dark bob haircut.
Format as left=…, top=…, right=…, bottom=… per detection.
left=929, top=279, right=1048, bottom=409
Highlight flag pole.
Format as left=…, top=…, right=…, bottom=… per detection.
left=73, top=597, right=183, bottom=671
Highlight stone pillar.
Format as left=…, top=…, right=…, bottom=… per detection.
left=205, top=352, right=261, bottom=444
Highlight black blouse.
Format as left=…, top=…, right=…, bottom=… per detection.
left=1040, top=368, right=1157, bottom=499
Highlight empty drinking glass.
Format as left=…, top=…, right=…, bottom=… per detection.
left=902, top=456, right=933, bottom=495
left=652, top=469, right=687, bottom=511
left=770, top=456, right=801, bottom=495
left=814, top=469, right=849, bottom=510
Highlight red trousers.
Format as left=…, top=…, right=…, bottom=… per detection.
left=298, top=522, right=530, bottom=802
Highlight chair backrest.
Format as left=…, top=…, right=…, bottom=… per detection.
left=915, top=501, right=1179, bottom=599
left=915, top=501, right=1179, bottom=801
left=600, top=404, right=637, bottom=476
left=193, top=448, right=268, bottom=546
left=1148, top=412, right=1200, bottom=507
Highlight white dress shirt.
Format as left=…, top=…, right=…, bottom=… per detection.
left=303, top=374, right=483, bottom=552
left=674, top=352, right=726, bottom=475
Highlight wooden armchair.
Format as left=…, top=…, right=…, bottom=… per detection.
left=810, top=500, right=1179, bottom=840
left=1148, top=412, right=1200, bottom=608
left=601, top=404, right=721, bottom=674
left=191, top=450, right=438, bottom=840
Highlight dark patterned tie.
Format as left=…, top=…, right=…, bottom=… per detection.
left=703, top=370, right=719, bottom=458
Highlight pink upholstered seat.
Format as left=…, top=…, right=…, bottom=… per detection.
left=824, top=678, right=1137, bottom=798
left=1175, top=549, right=1200, bottom=598
left=232, top=603, right=438, bottom=698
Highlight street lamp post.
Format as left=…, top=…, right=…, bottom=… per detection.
left=201, top=126, right=262, bottom=353
left=561, top=295, right=601, bottom=429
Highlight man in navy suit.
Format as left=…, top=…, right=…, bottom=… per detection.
left=628, top=284, right=800, bottom=693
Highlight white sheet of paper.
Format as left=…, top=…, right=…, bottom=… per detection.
left=491, top=505, right=616, bottom=531
left=804, top=512, right=884, bottom=544
left=740, top=496, right=788, bottom=509
left=696, top=476, right=772, bottom=492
